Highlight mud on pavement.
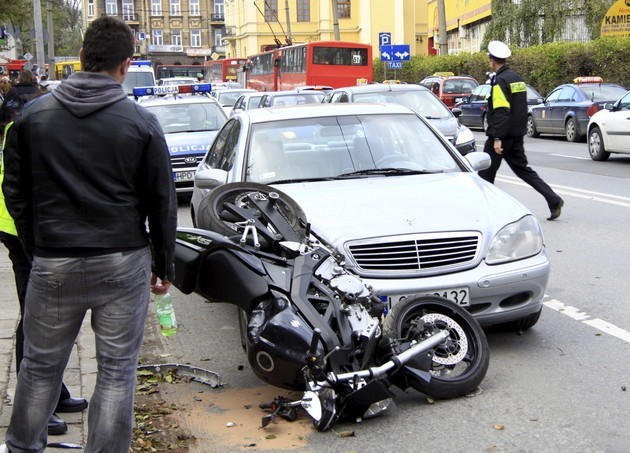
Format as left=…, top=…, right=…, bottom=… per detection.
left=134, top=321, right=313, bottom=452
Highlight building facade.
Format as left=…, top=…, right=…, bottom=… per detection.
left=223, top=0, right=430, bottom=59
left=81, top=0, right=593, bottom=66
left=82, top=0, right=228, bottom=64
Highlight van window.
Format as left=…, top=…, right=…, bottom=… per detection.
left=122, top=71, right=156, bottom=95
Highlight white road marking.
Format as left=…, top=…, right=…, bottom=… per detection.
left=544, top=299, right=630, bottom=343
left=496, top=175, right=630, bottom=208
left=549, top=153, right=590, bottom=160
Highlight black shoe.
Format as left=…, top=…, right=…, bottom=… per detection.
left=55, top=396, right=88, bottom=413
left=547, top=199, right=564, bottom=221
left=48, top=414, right=68, bottom=436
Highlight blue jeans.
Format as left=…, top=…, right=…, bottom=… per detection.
left=5, top=247, right=151, bottom=453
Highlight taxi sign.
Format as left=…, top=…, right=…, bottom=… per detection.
left=573, top=76, right=603, bottom=84
left=132, top=83, right=212, bottom=98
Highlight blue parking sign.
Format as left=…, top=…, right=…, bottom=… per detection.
left=379, top=32, right=391, bottom=48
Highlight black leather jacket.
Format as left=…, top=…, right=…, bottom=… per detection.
left=486, top=64, right=528, bottom=139
left=2, top=72, right=177, bottom=281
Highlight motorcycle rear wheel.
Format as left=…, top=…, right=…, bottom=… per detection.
left=382, top=296, right=489, bottom=399
left=198, top=182, right=307, bottom=244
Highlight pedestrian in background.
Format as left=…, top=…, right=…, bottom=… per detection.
left=1, top=15, right=177, bottom=453
left=479, top=40, right=564, bottom=221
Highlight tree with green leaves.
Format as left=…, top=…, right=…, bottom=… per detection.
left=1, top=0, right=82, bottom=59
left=484, top=0, right=615, bottom=48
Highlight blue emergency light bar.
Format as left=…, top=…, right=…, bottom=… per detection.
left=132, top=83, right=212, bottom=97
left=131, top=60, right=152, bottom=67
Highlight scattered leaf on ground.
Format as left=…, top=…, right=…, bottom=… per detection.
left=493, top=424, right=505, bottom=430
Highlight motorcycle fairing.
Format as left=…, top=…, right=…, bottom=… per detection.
left=197, top=249, right=269, bottom=311
left=247, top=292, right=325, bottom=390
left=173, top=228, right=269, bottom=312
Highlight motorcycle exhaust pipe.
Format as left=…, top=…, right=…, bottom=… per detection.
left=330, top=330, right=449, bottom=384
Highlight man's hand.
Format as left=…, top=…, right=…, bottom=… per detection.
left=150, top=273, right=172, bottom=295
left=493, top=139, right=503, bottom=154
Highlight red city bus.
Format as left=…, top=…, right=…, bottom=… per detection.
left=244, top=41, right=373, bottom=92
left=155, top=64, right=204, bottom=80
left=245, top=49, right=279, bottom=91
left=203, top=58, right=247, bottom=82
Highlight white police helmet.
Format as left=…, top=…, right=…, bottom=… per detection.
left=488, top=41, right=511, bottom=60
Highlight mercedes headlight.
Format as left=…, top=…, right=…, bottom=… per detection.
left=455, top=126, right=475, bottom=146
left=486, top=215, right=544, bottom=264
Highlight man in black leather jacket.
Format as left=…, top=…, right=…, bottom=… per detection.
left=479, top=41, right=564, bottom=221
left=2, top=16, right=177, bottom=453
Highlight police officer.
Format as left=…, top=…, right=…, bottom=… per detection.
left=479, top=41, right=564, bottom=221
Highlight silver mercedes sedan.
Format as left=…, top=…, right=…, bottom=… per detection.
left=190, top=103, right=549, bottom=330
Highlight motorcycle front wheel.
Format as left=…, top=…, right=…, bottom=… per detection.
left=382, top=296, right=489, bottom=399
left=198, top=182, right=307, bottom=244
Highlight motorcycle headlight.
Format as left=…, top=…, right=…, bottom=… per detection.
left=455, top=126, right=475, bottom=146
left=486, top=215, right=544, bottom=265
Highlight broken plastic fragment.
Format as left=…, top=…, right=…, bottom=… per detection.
left=137, top=363, right=224, bottom=388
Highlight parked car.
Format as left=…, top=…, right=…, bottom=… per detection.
left=158, top=77, right=198, bottom=86
left=211, top=88, right=257, bottom=115
left=527, top=77, right=627, bottom=142
left=189, top=103, right=550, bottom=330
left=134, top=83, right=228, bottom=193
left=322, top=83, right=476, bottom=155
left=257, top=90, right=327, bottom=108
left=230, top=92, right=265, bottom=117
left=587, top=89, right=630, bottom=160
left=455, top=83, right=544, bottom=131
left=419, top=73, right=479, bottom=109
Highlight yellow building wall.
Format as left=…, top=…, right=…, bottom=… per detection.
left=427, top=0, right=491, bottom=53
left=225, top=0, right=433, bottom=59
left=427, top=0, right=491, bottom=32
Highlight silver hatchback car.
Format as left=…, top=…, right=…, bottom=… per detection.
left=190, top=103, right=550, bottom=330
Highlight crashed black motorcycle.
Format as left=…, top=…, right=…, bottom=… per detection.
left=173, top=182, right=489, bottom=431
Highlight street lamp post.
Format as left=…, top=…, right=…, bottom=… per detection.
left=32, top=0, right=46, bottom=74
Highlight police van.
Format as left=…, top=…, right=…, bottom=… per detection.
left=123, top=60, right=156, bottom=98
left=133, top=83, right=228, bottom=193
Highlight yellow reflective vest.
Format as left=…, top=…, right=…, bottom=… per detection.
left=0, top=122, right=18, bottom=236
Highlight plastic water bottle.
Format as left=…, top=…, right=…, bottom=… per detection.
left=154, top=292, right=178, bottom=336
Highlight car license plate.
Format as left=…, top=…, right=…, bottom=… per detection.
left=174, top=171, right=194, bottom=182
left=387, top=287, right=470, bottom=307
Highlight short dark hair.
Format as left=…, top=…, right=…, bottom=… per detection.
left=82, top=16, right=134, bottom=72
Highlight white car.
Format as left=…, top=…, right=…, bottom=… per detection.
left=190, top=103, right=550, bottom=330
left=159, top=77, right=198, bottom=86
left=211, top=88, right=257, bottom=116
left=135, top=84, right=228, bottom=193
left=587, top=90, right=630, bottom=161
left=230, top=92, right=265, bottom=117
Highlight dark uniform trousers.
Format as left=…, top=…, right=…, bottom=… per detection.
left=479, top=136, right=563, bottom=210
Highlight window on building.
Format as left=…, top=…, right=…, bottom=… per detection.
left=190, top=0, right=200, bottom=15
left=151, top=0, right=162, bottom=15
left=264, top=0, right=277, bottom=22
left=87, top=0, right=94, bottom=17
left=122, top=0, right=134, bottom=20
left=105, top=0, right=117, bottom=15
left=214, top=0, right=224, bottom=15
left=215, top=31, right=223, bottom=47
left=172, top=30, right=182, bottom=46
left=170, top=0, right=181, bottom=15
left=337, top=0, right=350, bottom=19
left=297, top=0, right=310, bottom=22
left=190, top=29, right=201, bottom=47
left=153, top=29, right=163, bottom=45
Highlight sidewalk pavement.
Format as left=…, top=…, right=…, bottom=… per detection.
left=0, top=248, right=97, bottom=451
